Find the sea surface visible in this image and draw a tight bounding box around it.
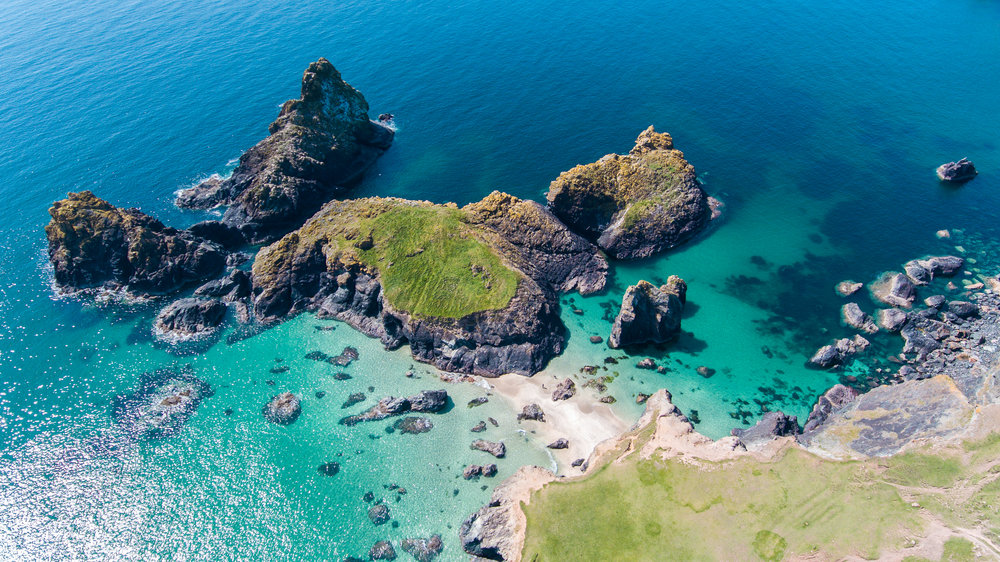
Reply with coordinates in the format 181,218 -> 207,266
1,0 -> 999,558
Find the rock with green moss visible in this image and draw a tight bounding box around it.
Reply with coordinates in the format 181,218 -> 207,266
251,191 -> 607,376
176,58 -> 394,243
608,277 -> 687,348
546,126 -> 709,259
45,191 -> 226,295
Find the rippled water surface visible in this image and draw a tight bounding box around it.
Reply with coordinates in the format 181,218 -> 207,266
1,0 -> 999,557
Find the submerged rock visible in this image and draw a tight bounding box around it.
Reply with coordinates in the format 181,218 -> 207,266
317,461 -> 340,476
342,392 -> 366,409
551,378 -> 576,401
400,535 -> 443,562
368,504 -> 391,525
111,368 -> 213,440
546,126 -> 710,259
153,298 -> 227,342
393,416 -> 433,434
175,58 -> 395,243
471,439 -> 506,458
263,392 -> 301,425
251,192 -> 607,376
608,276 -> 687,348
731,412 -> 799,447
936,158 -> 977,182
45,191 -> 226,296
841,302 -> 878,334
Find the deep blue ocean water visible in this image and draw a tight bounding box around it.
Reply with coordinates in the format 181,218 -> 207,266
2,0 -> 999,558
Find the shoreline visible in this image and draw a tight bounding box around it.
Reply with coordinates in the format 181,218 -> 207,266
484,371 -> 630,475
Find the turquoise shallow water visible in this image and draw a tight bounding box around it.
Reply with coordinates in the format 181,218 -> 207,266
2,0 -> 1000,557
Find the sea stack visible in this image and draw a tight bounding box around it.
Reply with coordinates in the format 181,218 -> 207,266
608,277 -> 687,348
546,126 -> 710,259
175,58 -> 395,243
936,158 -> 977,183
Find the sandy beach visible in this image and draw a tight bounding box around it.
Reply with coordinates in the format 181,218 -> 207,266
486,371 -> 631,475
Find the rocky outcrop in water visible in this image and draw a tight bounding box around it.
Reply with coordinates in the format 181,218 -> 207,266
841,302 -> 877,334
153,298 -> 227,341
340,390 -> 448,425
546,126 -> 710,259
903,255 -> 964,285
870,272 -> 916,308
808,335 -> 870,368
263,392 -> 301,424
471,439 -> 506,458
176,58 -> 394,243
46,191 -> 226,296
608,277 -> 686,348
194,269 -> 251,302
111,368 -> 213,440
251,192 -> 607,376
369,541 -> 396,560
936,158 -> 977,182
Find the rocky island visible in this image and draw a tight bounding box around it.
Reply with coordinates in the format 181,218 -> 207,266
251,191 -> 608,376
176,58 -> 394,244
546,126 -> 711,259
608,276 -> 687,348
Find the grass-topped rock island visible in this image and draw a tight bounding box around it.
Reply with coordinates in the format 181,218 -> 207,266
252,191 -> 607,376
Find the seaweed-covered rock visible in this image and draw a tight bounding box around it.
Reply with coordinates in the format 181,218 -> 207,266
251,193 -> 607,376
546,126 -> 710,259
608,277 -> 686,348
400,535 -> 443,562
551,378 -> 576,401
263,392 -> 301,425
176,58 -> 394,243
153,298 -> 227,341
46,191 -> 226,295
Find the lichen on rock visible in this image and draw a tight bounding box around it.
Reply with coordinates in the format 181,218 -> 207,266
546,126 -> 710,259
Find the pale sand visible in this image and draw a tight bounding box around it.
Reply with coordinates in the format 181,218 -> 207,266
486,371 -> 630,474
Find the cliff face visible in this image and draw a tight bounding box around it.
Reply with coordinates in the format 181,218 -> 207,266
251,191 -> 607,376
175,58 -> 394,243
46,191 -> 226,295
546,126 -> 709,259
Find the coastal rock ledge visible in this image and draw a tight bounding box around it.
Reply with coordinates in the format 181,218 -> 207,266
175,58 -> 394,244
546,126 -> 710,259
251,192 -> 607,376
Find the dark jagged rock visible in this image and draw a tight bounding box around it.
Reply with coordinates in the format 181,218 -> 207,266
263,392 -> 301,425
877,308 -> 908,332
111,368 -> 213,440
471,421 -> 487,433
463,465 -> 483,479
471,439 -> 506,458
369,540 -> 397,560
393,416 -> 433,434
46,191 -> 226,296
176,58 -> 395,243
608,277 -> 686,348
936,158 -> 977,182
948,301 -> 979,319
551,378 -> 576,401
546,126 -> 710,259
870,272 -> 916,308
186,220 -> 245,249
153,298 -> 227,341
546,438 -> 569,449
400,535 -> 443,562
340,390 -> 448,425
801,384 -> 859,433
251,193 -> 608,377
368,504 -> 391,525
482,463 -> 498,477
194,269 -> 251,302
517,403 -> 545,422
731,412 -> 800,447
901,315 -> 950,360
329,346 -> 360,367
841,302 -> 878,334
808,335 -> 870,368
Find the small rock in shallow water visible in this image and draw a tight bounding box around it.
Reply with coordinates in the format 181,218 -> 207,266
488,417 -> 499,427
695,366 -> 715,378
393,416 -> 433,434
471,439 -> 506,458
363,491 -> 375,503
315,391 -> 326,399
369,540 -> 396,560
463,465 -> 483,479
262,392 -> 301,425
341,392 -> 366,409
317,462 -> 340,476
400,534 -> 443,562
636,358 -> 657,370
368,504 -> 391,525
482,464 -> 498,477
599,395 -> 616,404
835,280 -> 863,297
467,397 -> 488,408
636,393 -> 650,404
470,421 -> 487,433
589,335 -> 604,344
